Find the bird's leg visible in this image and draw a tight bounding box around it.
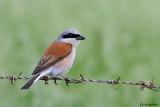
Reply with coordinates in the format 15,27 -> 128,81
41,76 -> 49,85
61,76 -> 70,87
53,77 -> 58,85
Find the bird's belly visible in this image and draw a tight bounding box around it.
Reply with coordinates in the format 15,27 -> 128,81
46,47 -> 76,77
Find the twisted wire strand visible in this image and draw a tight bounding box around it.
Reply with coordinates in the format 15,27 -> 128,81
0,72 -> 159,91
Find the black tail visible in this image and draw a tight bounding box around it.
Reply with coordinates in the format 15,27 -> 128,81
20,74 -> 41,90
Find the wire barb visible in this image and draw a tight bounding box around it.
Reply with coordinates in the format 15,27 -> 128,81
78,74 -> 86,83
0,71 -> 160,91
111,77 -> 121,90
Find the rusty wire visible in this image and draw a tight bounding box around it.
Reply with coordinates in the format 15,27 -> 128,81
0,71 -> 160,91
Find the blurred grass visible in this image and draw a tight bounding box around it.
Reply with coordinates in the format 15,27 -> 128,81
0,0 -> 160,107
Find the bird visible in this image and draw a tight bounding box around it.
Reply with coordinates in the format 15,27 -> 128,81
21,29 -> 85,90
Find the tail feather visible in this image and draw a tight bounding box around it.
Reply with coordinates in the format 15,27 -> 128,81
20,73 -> 41,90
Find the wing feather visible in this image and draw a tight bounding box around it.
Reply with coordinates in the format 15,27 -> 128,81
32,42 -> 72,75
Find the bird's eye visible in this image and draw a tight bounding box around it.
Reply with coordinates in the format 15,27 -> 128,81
63,33 -> 80,38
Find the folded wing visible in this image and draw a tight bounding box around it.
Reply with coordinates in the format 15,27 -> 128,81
32,42 -> 72,75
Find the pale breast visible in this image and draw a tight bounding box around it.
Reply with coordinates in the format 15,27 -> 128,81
49,46 -> 76,77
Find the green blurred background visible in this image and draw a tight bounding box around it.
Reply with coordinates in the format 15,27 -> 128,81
0,0 -> 160,107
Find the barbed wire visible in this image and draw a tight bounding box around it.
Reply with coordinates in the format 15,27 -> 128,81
0,71 -> 160,91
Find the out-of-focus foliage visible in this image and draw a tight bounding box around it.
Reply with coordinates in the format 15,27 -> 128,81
0,0 -> 160,107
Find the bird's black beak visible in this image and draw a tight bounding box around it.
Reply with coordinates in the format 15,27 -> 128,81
76,35 -> 85,40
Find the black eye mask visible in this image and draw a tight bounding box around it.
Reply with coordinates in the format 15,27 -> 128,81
63,33 -> 80,38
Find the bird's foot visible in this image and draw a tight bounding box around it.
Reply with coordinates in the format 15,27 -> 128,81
63,76 -> 70,87
42,76 -> 49,85
53,77 -> 58,85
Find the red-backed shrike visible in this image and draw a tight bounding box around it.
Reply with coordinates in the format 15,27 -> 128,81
21,29 -> 85,90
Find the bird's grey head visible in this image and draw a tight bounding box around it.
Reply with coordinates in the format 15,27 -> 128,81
56,29 -> 85,46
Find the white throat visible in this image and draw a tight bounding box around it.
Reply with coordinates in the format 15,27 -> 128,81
57,38 -> 80,46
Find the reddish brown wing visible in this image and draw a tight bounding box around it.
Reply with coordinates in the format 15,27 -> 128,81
32,42 -> 72,75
